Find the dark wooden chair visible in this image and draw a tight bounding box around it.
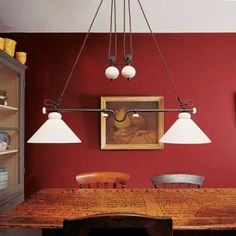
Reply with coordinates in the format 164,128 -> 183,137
151,173 -> 204,189
63,213 -> 173,236
75,171 -> 130,188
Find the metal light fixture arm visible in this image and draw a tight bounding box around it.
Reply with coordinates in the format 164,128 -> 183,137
43,0 -> 104,110
137,0 -> 193,110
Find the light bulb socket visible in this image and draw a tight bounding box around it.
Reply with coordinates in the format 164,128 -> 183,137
108,56 -> 116,65
42,107 -> 47,114
124,54 -> 132,64
192,107 -> 197,114
102,113 -> 109,117
132,113 -> 140,118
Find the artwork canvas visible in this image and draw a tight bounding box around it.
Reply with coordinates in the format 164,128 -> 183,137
101,96 -> 164,150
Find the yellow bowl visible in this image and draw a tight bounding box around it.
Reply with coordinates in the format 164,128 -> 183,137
0,38 -> 5,51
15,51 -> 27,64
4,38 -> 17,57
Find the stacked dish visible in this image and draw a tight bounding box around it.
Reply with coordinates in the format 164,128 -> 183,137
0,167 -> 8,190
0,131 -> 10,150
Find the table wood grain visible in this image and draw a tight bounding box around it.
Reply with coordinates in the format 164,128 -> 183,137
0,188 -> 235,231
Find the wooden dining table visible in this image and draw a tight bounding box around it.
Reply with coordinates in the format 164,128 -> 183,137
0,188 -> 235,235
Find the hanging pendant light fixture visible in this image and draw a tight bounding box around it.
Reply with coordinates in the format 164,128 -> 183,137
27,112 -> 81,143
159,112 -> 211,144
27,0 -> 211,144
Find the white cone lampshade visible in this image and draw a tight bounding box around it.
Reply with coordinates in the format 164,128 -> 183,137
159,112 -> 211,144
27,112 -> 81,143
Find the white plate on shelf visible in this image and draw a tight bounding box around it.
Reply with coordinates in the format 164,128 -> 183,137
0,171 -> 8,175
0,181 -> 7,190
0,131 -> 10,145
0,175 -> 8,182
0,168 -> 8,182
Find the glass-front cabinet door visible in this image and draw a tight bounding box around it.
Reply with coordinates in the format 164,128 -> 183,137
0,50 -> 26,212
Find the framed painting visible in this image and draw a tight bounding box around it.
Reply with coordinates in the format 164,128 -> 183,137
101,96 -> 164,150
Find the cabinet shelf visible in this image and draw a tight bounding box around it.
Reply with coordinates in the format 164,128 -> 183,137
0,127 -> 19,131
0,150 -> 18,155
0,49 -> 25,212
0,105 -> 18,111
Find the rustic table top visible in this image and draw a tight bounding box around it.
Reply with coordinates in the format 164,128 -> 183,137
0,188 -> 235,230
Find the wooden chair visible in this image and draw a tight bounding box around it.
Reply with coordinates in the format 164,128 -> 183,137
63,213 -> 173,236
151,173 -> 204,189
75,171 -> 130,188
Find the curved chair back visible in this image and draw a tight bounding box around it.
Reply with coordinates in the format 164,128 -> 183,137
63,213 -> 173,236
151,173 -> 204,189
76,171 -> 130,188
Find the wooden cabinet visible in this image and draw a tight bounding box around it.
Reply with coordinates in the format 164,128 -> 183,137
0,50 -> 26,212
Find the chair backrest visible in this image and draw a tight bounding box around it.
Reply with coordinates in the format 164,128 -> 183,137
63,213 -> 173,236
75,171 -> 130,188
151,173 -> 204,189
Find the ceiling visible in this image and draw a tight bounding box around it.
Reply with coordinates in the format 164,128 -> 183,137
1,0 -> 236,33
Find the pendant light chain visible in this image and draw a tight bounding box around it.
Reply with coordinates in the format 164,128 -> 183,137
137,0 -> 188,108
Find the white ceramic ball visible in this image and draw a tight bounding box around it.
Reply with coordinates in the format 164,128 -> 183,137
105,66 -> 119,80
121,65 -> 136,79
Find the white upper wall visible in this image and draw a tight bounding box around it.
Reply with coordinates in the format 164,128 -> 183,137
0,0 -> 236,33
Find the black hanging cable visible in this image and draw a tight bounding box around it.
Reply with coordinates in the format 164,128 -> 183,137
114,0 -> 118,60
44,0 -> 104,109
107,0 -> 118,65
123,0 -> 126,58
128,0 -> 133,59
123,0 -> 133,64
108,0 -> 114,63
137,0 -> 191,109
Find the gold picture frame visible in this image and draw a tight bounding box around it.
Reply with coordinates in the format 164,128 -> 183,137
101,96 -> 164,150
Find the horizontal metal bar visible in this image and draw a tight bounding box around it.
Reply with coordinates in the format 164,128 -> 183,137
47,108 -> 106,112
46,108 -> 193,113
45,107 -> 194,122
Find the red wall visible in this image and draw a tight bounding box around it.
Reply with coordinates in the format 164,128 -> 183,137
3,33 -> 236,196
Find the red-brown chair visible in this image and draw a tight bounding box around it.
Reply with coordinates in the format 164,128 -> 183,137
76,171 -> 130,188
